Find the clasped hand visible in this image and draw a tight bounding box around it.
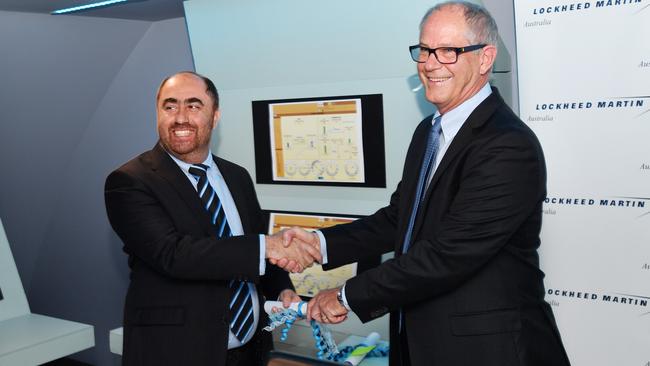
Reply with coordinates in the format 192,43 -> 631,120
265,227 -> 322,273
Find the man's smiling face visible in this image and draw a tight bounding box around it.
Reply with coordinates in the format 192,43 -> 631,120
417,6 -> 493,114
156,73 -> 219,164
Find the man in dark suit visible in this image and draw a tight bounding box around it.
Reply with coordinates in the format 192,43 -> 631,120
281,2 -> 571,365
105,71 -> 319,366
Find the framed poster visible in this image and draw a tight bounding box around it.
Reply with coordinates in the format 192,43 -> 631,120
266,210 -> 380,299
253,94 -> 386,187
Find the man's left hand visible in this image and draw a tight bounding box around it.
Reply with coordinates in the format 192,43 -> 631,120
307,287 -> 348,324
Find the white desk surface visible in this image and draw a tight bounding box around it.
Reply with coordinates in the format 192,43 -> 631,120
111,326 -> 388,365
272,323 -> 388,366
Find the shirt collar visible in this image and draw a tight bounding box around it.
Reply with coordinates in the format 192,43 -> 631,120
433,83 -> 492,142
166,149 -> 216,175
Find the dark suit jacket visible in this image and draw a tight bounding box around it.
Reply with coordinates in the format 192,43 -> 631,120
105,143 -> 292,366
322,88 -> 571,366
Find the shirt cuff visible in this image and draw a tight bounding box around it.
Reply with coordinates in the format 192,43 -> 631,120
340,283 -> 352,311
259,234 -> 266,275
315,230 -> 328,265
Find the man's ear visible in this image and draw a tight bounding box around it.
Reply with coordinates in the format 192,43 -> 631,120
479,45 -> 497,75
212,109 -> 221,129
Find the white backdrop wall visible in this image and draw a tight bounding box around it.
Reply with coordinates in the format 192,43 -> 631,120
514,1 -> 650,365
184,0 -> 514,339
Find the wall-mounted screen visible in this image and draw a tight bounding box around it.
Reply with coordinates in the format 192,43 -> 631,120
253,94 -> 386,187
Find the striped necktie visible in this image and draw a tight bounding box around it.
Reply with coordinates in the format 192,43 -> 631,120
188,163 -> 255,342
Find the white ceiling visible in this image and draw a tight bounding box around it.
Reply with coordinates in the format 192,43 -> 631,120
0,0 -> 185,21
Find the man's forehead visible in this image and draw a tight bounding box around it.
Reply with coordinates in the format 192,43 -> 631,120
163,74 -> 204,90
426,9 -> 466,25
160,76 -> 208,98
420,9 -> 469,41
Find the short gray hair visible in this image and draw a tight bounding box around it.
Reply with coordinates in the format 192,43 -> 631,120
420,1 -> 498,47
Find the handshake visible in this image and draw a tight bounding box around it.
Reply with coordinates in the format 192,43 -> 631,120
265,228 -> 322,273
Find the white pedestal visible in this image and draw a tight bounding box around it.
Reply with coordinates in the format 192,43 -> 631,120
109,327 -> 123,355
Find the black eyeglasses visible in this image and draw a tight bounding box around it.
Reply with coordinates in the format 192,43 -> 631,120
409,44 -> 486,64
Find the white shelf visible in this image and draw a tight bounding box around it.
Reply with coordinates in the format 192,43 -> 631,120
0,313 -> 95,365
0,218 -> 95,365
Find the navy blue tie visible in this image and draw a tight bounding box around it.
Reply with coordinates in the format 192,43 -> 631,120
402,115 -> 442,254
188,164 -> 254,342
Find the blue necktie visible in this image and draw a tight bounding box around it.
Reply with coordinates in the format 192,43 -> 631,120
399,116 -> 441,331
188,164 -> 254,342
402,115 -> 442,254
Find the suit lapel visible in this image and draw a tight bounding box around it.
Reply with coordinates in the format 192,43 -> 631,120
403,115 -> 435,198
411,88 -> 503,236
148,143 -> 215,234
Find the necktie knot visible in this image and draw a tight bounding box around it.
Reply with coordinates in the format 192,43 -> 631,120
431,115 -> 442,136
188,164 -> 209,179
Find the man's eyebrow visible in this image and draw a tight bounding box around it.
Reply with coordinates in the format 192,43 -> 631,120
162,97 -> 178,105
185,97 -> 204,105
